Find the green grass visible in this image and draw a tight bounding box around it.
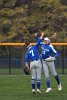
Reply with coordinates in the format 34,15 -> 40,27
0,68 -> 67,75
0,68 -> 25,75
0,75 -> 67,100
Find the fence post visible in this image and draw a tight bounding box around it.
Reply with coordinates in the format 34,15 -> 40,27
8,46 -> 11,74
61,45 -> 64,74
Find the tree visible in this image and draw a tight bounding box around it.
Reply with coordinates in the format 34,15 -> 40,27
0,0 -> 67,42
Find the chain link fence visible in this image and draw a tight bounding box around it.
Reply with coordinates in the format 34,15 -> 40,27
0,44 -> 67,75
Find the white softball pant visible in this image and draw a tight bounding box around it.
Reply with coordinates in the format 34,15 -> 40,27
42,60 -> 57,78
30,59 -> 42,80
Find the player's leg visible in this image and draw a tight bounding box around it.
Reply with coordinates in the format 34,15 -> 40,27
30,62 -> 36,93
47,61 -> 62,91
36,60 -> 42,93
42,60 -> 52,93
47,61 -> 57,76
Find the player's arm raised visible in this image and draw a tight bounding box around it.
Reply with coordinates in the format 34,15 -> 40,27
39,32 -> 44,39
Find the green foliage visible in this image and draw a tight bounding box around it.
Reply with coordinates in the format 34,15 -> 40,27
0,0 -> 67,42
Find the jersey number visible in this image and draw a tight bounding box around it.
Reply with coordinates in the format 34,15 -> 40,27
30,50 -> 34,56
42,51 -> 45,55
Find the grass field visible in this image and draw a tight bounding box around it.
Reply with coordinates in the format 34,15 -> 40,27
0,68 -> 67,75
0,75 -> 67,100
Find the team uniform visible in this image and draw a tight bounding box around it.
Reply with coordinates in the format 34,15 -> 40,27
25,39 -> 42,94
35,36 -> 62,93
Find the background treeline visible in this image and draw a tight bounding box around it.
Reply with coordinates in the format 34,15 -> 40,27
0,0 -> 67,42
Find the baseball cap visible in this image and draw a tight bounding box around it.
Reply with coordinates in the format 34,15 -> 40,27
44,37 -> 50,43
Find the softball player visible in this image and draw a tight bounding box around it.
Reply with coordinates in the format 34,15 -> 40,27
25,34 -> 43,94
35,33 -> 62,93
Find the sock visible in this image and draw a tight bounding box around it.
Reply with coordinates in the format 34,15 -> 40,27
37,80 -> 41,90
32,83 -> 35,89
31,79 -> 35,89
46,78 -> 50,88
55,75 -> 60,85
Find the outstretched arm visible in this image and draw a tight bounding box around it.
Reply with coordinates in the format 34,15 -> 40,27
40,32 -> 44,39
35,32 -> 44,47
34,32 -> 44,41
34,32 -> 39,42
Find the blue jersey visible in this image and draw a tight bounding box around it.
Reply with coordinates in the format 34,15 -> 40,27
35,37 -> 58,60
25,39 -> 41,62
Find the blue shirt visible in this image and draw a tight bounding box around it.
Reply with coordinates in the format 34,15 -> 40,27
35,37 -> 58,60
25,39 -> 41,62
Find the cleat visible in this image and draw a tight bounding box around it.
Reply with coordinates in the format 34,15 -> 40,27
36,89 -> 41,94
32,89 -> 35,94
58,83 -> 62,91
46,88 -> 52,93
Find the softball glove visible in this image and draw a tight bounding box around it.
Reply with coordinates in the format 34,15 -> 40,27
23,66 -> 30,75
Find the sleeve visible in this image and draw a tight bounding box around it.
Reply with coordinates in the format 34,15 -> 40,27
35,38 -> 42,47
25,52 -> 30,62
35,36 -> 39,42
50,45 -> 58,58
